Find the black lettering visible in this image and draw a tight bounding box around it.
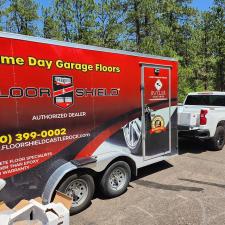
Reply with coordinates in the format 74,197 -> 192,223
10,88 -> 23,98
25,88 -> 38,98
39,88 -> 51,97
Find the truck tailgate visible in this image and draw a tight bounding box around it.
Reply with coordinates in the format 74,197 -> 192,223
178,109 -> 200,128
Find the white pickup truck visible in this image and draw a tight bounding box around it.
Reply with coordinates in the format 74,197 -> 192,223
178,92 -> 225,150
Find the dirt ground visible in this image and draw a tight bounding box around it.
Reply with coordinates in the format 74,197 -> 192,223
71,139 -> 225,225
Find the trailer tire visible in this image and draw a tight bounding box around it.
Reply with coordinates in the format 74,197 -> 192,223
100,161 -> 131,198
58,174 -> 95,214
210,126 -> 225,150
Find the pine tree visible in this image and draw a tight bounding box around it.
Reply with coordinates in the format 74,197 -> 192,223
71,0 -> 96,44
0,0 -> 6,31
7,0 -> 39,35
210,0 -> 225,91
131,0 -> 160,53
94,0 -> 125,48
42,7 -> 60,39
53,0 -> 73,41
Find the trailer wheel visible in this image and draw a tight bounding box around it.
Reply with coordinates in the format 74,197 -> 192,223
100,161 -> 131,198
58,174 -> 95,214
210,126 -> 225,150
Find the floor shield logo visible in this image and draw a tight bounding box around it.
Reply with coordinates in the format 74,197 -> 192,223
53,75 -> 74,109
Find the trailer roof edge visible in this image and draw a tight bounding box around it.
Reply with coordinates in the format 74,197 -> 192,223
0,32 -> 178,62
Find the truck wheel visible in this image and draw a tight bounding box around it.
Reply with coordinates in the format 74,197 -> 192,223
123,118 -> 142,155
210,126 -> 225,150
100,161 -> 131,198
58,174 -> 95,214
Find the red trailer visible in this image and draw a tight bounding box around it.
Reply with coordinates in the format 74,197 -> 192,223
0,32 -> 178,213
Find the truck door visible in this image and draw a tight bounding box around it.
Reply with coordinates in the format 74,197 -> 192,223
141,64 -> 171,160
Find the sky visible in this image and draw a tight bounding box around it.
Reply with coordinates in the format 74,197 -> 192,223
39,0 -> 214,11
191,0 -> 214,11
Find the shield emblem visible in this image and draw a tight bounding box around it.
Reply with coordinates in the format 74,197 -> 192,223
53,75 -> 74,109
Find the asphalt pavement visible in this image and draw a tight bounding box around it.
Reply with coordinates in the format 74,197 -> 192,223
72,139 -> 225,225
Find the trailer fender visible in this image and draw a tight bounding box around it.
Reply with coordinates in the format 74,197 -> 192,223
42,161 -> 78,204
86,152 -> 138,176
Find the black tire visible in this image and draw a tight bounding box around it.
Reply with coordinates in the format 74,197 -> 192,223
100,161 -> 131,198
210,126 -> 225,150
58,174 -> 95,214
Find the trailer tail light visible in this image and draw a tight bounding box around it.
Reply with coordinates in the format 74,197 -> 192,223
200,109 -> 208,125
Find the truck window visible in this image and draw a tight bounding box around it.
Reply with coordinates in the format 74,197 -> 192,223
185,95 -> 225,106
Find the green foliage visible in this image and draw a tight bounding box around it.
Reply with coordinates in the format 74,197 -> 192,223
7,0 -> 39,35
210,0 -> 225,91
53,0 -> 73,41
42,7 -> 60,39
68,0 -> 96,44
94,0 -> 125,48
0,0 -> 224,100
0,0 -> 6,31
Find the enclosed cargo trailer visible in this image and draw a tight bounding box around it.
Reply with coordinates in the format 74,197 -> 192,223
0,32 -> 178,213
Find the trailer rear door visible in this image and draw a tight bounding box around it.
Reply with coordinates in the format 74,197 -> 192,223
141,64 -> 171,160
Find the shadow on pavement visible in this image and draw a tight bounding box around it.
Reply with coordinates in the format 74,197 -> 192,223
178,138 -> 209,155
133,179 -> 204,192
179,178 -> 225,189
134,161 -> 173,180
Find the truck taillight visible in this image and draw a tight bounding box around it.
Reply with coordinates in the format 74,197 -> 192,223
200,109 -> 208,125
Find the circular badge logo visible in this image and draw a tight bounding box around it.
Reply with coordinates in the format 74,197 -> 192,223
150,115 -> 166,134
